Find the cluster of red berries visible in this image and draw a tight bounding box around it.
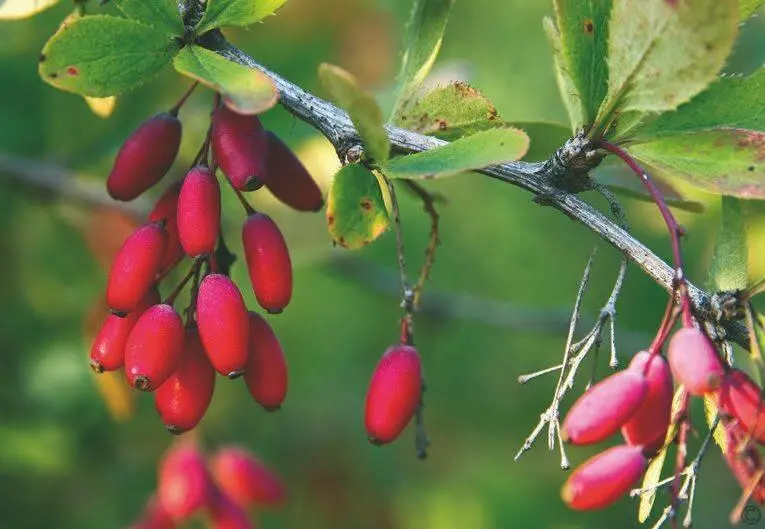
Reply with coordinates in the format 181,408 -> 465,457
89,93 -> 322,433
558,321 -> 765,510
130,440 -> 285,529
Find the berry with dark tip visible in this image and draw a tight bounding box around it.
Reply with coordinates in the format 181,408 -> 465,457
211,105 -> 268,191
124,304 -> 185,391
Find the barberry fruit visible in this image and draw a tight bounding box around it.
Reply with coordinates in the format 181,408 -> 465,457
263,131 -> 323,212
210,446 -> 287,508
149,181 -> 185,273
211,105 -> 268,191
209,491 -> 254,529
157,441 -> 214,520
718,369 -> 765,444
667,326 -> 724,396
107,112 -> 182,201
197,274 -> 250,378
124,304 -> 185,391
243,312 -> 288,410
364,344 -> 422,445
241,213 -> 292,314
177,166 -> 221,257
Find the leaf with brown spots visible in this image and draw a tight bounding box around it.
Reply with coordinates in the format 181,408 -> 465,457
326,163 -> 390,250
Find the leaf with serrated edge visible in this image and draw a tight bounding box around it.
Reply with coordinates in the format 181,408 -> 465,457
173,45 -> 278,115
111,0 -> 183,35
382,128 -> 529,180
195,0 -> 287,35
740,0 -> 765,19
703,394 -> 728,453
84,96 -> 117,118
544,17 -> 583,133
630,129 -> 765,199
709,197 -> 748,291
548,0 -> 611,129
390,0 -> 455,119
39,15 -> 180,97
319,63 -> 390,164
600,0 -> 738,126
326,164 -> 390,250
0,0 -> 61,19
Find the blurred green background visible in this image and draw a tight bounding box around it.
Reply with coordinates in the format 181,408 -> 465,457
1,1 -> 765,528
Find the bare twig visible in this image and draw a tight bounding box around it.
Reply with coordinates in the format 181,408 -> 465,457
401,180 -> 440,309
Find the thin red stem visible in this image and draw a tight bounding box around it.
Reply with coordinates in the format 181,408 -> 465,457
170,81 -> 199,115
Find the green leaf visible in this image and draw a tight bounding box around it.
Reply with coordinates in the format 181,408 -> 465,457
39,15 -> 180,97
630,69 -> 765,141
638,446 -> 668,523
0,0 -> 61,19
740,0 -> 765,19
703,394 -> 729,454
629,129 -> 765,198
195,0 -> 287,34
382,128 -> 529,180
318,63 -> 390,164
546,0 -> 611,130
709,196 -> 748,291
600,0 -> 738,123
390,0 -> 455,119
544,17 -> 583,133
111,0 -> 184,36
173,45 -> 278,115
326,164 -> 390,250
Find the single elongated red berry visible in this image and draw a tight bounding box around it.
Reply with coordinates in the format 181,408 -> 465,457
241,213 -> 292,314
211,105 -> 268,191
197,274 -> 250,378
125,304 -> 185,391
209,491 -> 254,529
263,132 -> 323,212
149,181 -> 185,273
158,441 -> 214,520
561,370 -> 648,445
621,351 -> 673,455
90,288 -> 160,372
562,444 -> 647,510
107,112 -> 182,201
155,325 -> 216,434
667,326 -> 724,395
365,344 -> 422,445
130,495 -> 175,529
243,312 -> 288,411
107,222 -> 168,314
210,446 -> 287,508
177,166 -> 221,257
719,369 -> 765,443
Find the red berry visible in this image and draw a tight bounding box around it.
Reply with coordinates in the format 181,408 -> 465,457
243,312 -> 288,411
209,491 -> 255,529
562,444 -> 647,510
211,105 -> 268,191
210,446 -> 287,508
197,274 -> 250,378
107,112 -> 182,201
149,181 -> 185,273
621,351 -> 673,455
667,327 -> 724,396
561,370 -> 648,445
719,369 -> 765,443
158,441 -> 214,520
177,166 -> 221,257
106,222 -> 168,314
241,213 -> 292,314
130,495 -> 175,529
124,304 -> 185,391
364,344 -> 422,445
720,417 -> 765,503
90,288 -> 160,372
263,131 -> 323,212
155,324 -> 216,434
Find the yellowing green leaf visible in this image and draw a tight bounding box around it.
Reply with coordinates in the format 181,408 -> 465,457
39,15 -> 181,97
0,0 -> 61,19
382,128 -> 529,180
318,63 -> 390,164
111,0 -> 184,35
709,197 -> 748,291
703,394 -> 728,454
83,96 -> 117,118
638,445 -> 669,523
740,0 -> 765,19
173,45 -> 278,115
195,0 -> 287,34
326,164 -> 390,250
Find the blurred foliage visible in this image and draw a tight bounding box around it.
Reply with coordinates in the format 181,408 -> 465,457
0,1 -> 764,528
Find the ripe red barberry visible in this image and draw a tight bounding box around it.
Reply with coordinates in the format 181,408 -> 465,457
158,441 -> 214,520
177,166 -> 221,257
210,446 -> 287,508
124,304 -> 185,391
209,491 -> 254,529
561,444 -> 647,510
721,416 -> 765,504
243,312 -> 288,411
241,213 -> 292,314
667,326 -> 725,396
211,105 -> 268,191
155,324 -> 216,434
107,112 -> 182,201
149,181 -> 185,273
196,274 -> 250,378
561,370 -> 648,445
365,344 -> 422,445
263,131 -> 323,212
718,369 -> 765,443
106,222 -> 168,315
90,288 -> 160,372
620,351 -> 673,455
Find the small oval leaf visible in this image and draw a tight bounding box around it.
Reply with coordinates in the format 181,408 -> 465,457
195,0 -> 288,35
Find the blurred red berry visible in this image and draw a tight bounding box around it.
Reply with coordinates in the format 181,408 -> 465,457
211,445 -> 287,508
158,441 -> 214,520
